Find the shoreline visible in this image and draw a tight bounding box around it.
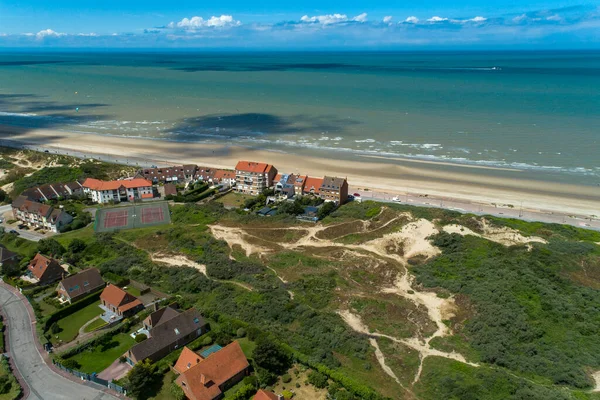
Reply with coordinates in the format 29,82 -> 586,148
0,124 -> 599,220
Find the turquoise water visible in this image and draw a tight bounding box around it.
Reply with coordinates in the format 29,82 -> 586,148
0,51 -> 598,183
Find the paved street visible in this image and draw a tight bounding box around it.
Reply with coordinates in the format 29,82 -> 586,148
0,205 -> 52,242
0,284 -> 118,400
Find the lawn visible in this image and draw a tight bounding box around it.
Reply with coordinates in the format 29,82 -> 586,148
66,332 -> 136,374
51,301 -> 102,345
124,286 -> 142,297
214,192 -> 253,209
83,318 -> 107,333
236,337 -> 256,359
148,371 -> 177,400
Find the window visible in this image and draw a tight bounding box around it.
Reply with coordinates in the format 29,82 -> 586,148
174,328 -> 180,335
83,281 -> 89,286
193,317 -> 199,324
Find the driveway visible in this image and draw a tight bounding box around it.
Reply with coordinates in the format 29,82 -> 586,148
0,284 -> 119,400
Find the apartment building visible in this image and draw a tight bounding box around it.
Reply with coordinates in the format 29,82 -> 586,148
82,178 -> 153,204
234,161 -> 277,195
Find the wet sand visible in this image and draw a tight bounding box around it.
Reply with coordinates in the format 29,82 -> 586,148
0,125 -> 598,217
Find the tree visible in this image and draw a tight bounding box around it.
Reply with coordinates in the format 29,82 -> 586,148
0,189 -> 7,204
50,322 -> 62,334
0,375 -> 11,394
170,382 -> 185,400
38,238 -> 66,257
60,358 -> 81,370
317,202 -> 336,220
68,238 -> 87,253
127,359 -> 158,400
252,338 -> 291,375
134,333 -> 147,343
1,260 -> 21,278
307,370 -> 329,389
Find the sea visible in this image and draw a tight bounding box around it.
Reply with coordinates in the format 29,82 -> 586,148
0,50 -> 598,185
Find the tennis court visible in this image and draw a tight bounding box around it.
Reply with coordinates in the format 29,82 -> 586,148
95,202 -> 171,233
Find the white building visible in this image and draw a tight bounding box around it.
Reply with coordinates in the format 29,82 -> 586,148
82,178 -> 153,204
12,196 -> 73,233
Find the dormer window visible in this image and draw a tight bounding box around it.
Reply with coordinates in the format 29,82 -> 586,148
174,328 -> 180,335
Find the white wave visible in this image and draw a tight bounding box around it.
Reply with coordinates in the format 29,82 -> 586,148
354,138 -> 376,143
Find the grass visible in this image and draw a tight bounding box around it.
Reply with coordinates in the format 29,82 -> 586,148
148,371 -> 177,400
236,337 -> 256,359
82,318 -> 107,333
222,379 -> 246,398
214,192 -> 253,209
0,357 -> 21,400
125,286 -> 142,297
51,301 -> 103,344
66,332 -> 136,374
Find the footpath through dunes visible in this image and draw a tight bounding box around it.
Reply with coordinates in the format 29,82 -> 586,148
209,206 -> 550,388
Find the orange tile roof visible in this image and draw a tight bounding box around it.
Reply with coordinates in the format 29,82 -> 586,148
100,284 -> 140,309
119,298 -> 143,313
235,161 -> 271,174
213,170 -> 235,180
83,178 -> 152,191
176,341 -> 249,400
254,390 -> 279,400
141,193 -> 154,199
273,173 -> 282,182
303,177 -> 324,194
28,254 -> 62,280
174,347 -> 204,374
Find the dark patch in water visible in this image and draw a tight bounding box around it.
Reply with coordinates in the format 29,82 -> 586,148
0,61 -> 64,67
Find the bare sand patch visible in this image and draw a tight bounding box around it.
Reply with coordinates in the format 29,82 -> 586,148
151,253 -> 207,276
443,220 -> 547,246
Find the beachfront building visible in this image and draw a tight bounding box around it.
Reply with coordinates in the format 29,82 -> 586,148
235,161 -> 277,195
319,176 -> 349,205
11,196 -> 73,232
303,177 -> 324,197
274,173 -> 297,198
82,178 -> 153,204
293,175 -> 307,196
194,167 -> 217,184
175,341 -> 249,400
21,181 -> 84,202
140,165 -> 198,184
212,170 -> 236,187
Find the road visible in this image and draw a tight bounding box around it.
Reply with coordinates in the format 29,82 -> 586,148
0,284 -> 118,400
0,205 -> 52,242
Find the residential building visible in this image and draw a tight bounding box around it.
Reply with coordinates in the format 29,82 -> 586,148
56,268 -> 105,304
212,170 -> 236,187
235,161 -> 277,195
173,346 -> 203,374
319,176 -> 349,205
274,174 -> 296,198
194,168 -> 217,183
175,341 -> 249,400
164,183 -> 178,197
302,177 -> 324,196
254,390 -> 281,400
124,306 -> 208,365
0,247 -> 20,273
21,181 -> 84,202
26,253 -> 65,285
293,175 -> 307,197
99,284 -> 144,320
140,165 -> 198,184
82,178 -> 153,204
12,196 -> 73,232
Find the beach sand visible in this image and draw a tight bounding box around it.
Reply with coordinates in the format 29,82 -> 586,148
0,124 -> 598,217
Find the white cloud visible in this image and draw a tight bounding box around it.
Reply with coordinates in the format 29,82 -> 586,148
513,14 -> 527,23
546,15 -> 562,21
299,12 -> 367,25
36,29 -> 65,39
469,16 -> 487,23
427,16 -> 448,22
169,15 -> 241,29
353,13 -> 368,22
77,32 -> 98,37
405,16 -> 419,24
383,16 -> 393,23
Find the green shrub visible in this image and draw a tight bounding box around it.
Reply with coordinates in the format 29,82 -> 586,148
307,370 -> 328,389
282,374 -> 292,383
134,334 -> 147,343
236,328 -> 246,338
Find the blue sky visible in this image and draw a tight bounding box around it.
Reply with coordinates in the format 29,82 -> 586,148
0,1 -> 599,48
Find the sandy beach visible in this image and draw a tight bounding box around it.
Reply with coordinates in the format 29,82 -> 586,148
0,124 -> 598,218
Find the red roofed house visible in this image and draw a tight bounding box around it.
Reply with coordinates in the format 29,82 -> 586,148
212,170 -> 236,188
26,253 -> 65,285
235,161 -> 277,195
175,341 -> 250,400
82,178 -> 153,204
100,284 -> 144,320
319,176 -> 349,205
173,346 -> 203,374
254,390 -> 281,400
302,177 -> 324,196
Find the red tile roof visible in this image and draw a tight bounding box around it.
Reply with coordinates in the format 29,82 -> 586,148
254,390 -> 279,400
100,284 -> 141,311
174,347 -> 204,374
303,177 -> 324,194
235,161 -> 272,174
83,178 -> 152,191
213,170 -> 235,181
176,341 -> 249,400
28,254 -> 63,280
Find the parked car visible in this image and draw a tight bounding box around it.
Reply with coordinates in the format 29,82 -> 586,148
353,193 -> 361,197
9,230 -> 19,235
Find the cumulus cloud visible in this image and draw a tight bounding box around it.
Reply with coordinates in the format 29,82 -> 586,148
168,15 -> 241,29
427,16 -> 449,22
353,13 -> 368,22
383,16 -> 393,23
404,16 -> 419,24
36,29 -> 65,39
299,13 -> 367,25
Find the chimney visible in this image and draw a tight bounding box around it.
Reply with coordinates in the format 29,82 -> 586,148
200,374 -> 207,385
154,302 -> 160,312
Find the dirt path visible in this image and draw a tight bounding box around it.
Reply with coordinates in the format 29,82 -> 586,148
151,253 -> 207,275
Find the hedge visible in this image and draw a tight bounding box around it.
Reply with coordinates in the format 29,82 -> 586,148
43,291 -> 101,331
103,272 -> 129,287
